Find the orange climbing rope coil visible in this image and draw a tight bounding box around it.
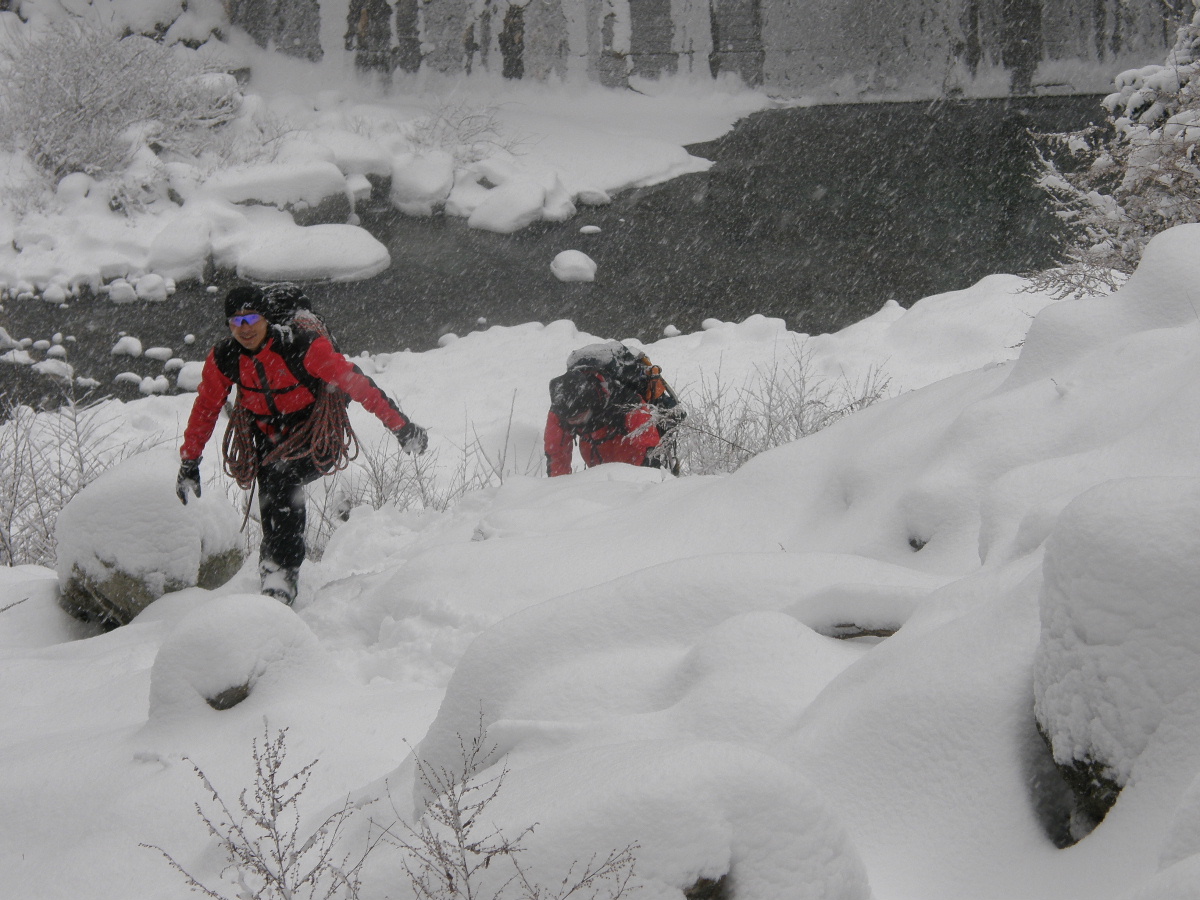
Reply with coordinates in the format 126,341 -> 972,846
221,387 -> 360,489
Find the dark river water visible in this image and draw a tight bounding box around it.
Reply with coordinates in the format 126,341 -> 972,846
2,94 -> 1105,407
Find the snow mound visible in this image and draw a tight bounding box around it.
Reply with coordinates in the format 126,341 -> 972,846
236,220 -> 390,282
466,177 -> 551,233
202,161 -> 349,210
148,593 -> 335,720
401,741 -> 870,900
0,565 -> 81,650
406,552 -> 933,895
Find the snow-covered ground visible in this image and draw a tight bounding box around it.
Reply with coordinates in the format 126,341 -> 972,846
8,223 -> 1200,898
7,12 -> 1200,899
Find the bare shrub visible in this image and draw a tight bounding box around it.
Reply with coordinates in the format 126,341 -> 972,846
144,725 -> 377,900
673,350 -> 890,475
383,722 -> 639,900
198,105 -> 297,172
1020,259 -> 1128,301
0,394 -> 157,567
306,405 -> 539,558
406,97 -> 526,167
0,18 -> 240,182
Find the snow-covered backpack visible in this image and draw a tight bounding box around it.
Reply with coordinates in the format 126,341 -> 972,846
261,283 -> 341,353
550,341 -> 683,436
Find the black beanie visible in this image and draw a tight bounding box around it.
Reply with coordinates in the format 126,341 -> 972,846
224,285 -> 269,319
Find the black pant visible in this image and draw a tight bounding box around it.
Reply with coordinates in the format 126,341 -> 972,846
256,455 -> 320,572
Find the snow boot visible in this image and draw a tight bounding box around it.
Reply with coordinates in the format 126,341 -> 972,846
259,560 -> 299,606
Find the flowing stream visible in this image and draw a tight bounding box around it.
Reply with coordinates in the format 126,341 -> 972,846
2,94 -> 1105,408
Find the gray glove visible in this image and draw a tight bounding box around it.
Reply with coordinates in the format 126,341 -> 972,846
393,422 -> 428,455
176,458 -> 201,504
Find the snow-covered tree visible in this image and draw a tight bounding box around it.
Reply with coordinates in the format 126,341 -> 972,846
1033,1 -> 1200,296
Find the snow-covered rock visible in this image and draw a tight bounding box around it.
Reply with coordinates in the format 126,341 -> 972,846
202,161 -> 349,217
32,359 -> 72,381
550,249 -> 597,282
147,594 -> 337,720
1034,476 -> 1200,830
389,150 -> 455,216
236,220 -> 390,282
55,449 -> 245,629
467,177 -> 546,234
176,360 -> 205,391
147,213 -> 211,284
135,273 -> 170,301
111,336 -> 143,357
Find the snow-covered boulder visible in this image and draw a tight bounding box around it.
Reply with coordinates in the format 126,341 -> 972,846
55,448 -> 245,629
236,220 -> 391,282
550,249 -> 596,282
201,161 -> 352,226
1033,476 -> 1200,833
147,213 -> 212,284
467,177 -> 547,233
148,594 -> 335,718
390,150 -> 455,216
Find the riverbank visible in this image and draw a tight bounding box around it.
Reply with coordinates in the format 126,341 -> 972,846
2,94 -> 1105,408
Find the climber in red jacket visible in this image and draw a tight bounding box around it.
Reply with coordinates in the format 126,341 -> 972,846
543,366 -> 662,477
176,284 -> 427,604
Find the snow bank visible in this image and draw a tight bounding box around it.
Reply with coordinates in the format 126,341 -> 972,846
0,565 -> 83,649
403,552 -> 938,896
22,217 -> 1200,900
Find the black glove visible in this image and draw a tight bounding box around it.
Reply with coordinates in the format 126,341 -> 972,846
176,458 -> 201,505
393,421 -> 428,455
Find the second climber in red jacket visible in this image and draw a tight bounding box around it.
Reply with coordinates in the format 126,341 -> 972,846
175,284 -> 427,604
544,366 -> 662,477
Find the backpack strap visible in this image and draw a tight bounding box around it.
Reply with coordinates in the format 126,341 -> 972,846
213,330 -> 325,412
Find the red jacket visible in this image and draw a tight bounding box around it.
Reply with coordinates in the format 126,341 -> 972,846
544,405 -> 660,477
181,328 -> 408,461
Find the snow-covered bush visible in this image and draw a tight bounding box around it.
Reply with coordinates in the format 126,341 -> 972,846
0,17 -> 240,184
406,99 -> 522,168
0,395 -> 148,567
1033,476 -> 1200,839
673,351 -> 890,475
1032,5 -> 1200,295
55,448 -> 244,629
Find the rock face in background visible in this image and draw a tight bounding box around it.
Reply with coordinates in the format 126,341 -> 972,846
240,0 -> 1191,98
